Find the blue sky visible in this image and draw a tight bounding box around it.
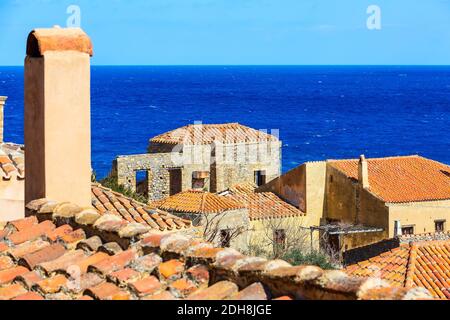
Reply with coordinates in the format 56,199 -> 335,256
0,0 -> 449,65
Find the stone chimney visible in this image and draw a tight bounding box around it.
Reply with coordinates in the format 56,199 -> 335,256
394,220 -> 402,237
0,96 -> 7,142
24,27 -> 93,207
358,154 -> 369,189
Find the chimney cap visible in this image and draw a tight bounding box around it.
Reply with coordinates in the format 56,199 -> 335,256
26,27 -> 93,57
0,96 -> 7,102
359,154 -> 366,162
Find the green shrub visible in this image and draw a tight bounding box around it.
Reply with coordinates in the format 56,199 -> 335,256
282,249 -> 337,270
99,175 -> 148,204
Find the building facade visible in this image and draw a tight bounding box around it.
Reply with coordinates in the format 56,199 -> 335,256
259,154 -> 450,256
111,123 -> 282,201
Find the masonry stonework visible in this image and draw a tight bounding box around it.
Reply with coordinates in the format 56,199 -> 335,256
112,124 -> 282,201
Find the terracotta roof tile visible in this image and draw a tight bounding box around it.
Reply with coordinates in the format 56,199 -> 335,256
91,183 -> 192,231
128,276 -> 162,297
19,243 -> 66,270
329,155 -> 450,203
150,123 -> 278,145
345,240 -> 450,299
7,220 -> 56,245
0,197 -> 433,300
0,143 -> 25,181
155,190 -> 244,214
223,183 -> 305,220
0,266 -> 29,285
0,283 -> 28,300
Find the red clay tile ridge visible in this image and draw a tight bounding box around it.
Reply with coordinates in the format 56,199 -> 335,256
150,123 -> 279,145
27,27 -> 93,58
222,183 -> 306,221
0,143 -> 24,180
328,155 -> 450,203
91,183 -> 192,231
345,240 -> 450,299
10,198 -> 434,300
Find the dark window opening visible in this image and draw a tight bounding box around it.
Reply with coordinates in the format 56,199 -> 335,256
220,229 -> 232,248
402,226 -> 414,235
329,175 -> 334,183
254,170 -> 266,187
192,178 -> 205,190
274,229 -> 286,248
435,220 -> 446,232
169,168 -> 182,196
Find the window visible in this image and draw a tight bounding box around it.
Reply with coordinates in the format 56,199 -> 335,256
329,175 -> 334,183
254,170 -> 266,187
273,229 -> 286,248
435,220 -> 446,232
401,226 -> 414,235
192,178 -> 205,190
220,229 -> 232,248
135,170 -> 148,197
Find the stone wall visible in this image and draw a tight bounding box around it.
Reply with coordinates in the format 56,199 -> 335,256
113,139 -> 282,201
164,208 -> 250,252
114,153 -> 173,200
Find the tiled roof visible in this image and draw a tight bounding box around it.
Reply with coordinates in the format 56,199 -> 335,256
91,183 -> 192,232
345,240 -> 450,299
154,190 -> 244,215
328,155 -> 450,203
222,183 -> 306,220
0,143 -> 24,181
0,199 -> 430,300
150,123 -> 279,145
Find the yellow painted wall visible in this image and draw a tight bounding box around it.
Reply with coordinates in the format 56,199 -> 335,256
388,200 -> 450,237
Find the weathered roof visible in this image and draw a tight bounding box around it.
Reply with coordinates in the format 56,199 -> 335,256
345,240 -> 450,299
154,190 -> 244,215
91,183 -> 192,232
223,183 -> 306,220
150,123 -> 279,145
0,199 -> 429,300
0,143 -> 25,181
328,155 -> 450,203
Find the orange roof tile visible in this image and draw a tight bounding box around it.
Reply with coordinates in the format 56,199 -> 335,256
0,199 -> 433,300
345,240 -> 450,299
222,183 -> 306,220
154,190 -> 244,214
329,155 -> 450,203
150,123 -> 278,145
91,183 -> 192,231
0,143 -> 24,181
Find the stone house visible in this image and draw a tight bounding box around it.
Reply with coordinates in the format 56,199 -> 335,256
111,122 -> 281,201
0,97 -> 25,222
260,154 -> 450,256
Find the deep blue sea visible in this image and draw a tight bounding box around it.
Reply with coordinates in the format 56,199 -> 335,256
1,66 -> 450,179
